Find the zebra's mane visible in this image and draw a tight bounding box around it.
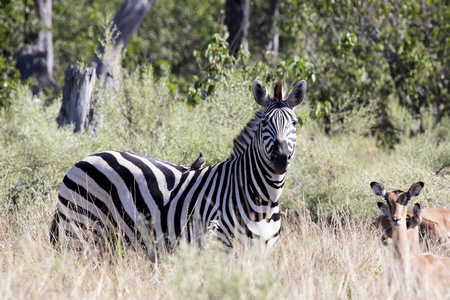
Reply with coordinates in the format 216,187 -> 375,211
230,109 -> 264,158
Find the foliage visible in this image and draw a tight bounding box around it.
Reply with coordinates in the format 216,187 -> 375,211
187,33 -> 248,104
0,0 -> 37,106
2,0 -> 447,149
187,32 -> 329,127
124,0 -> 224,76
52,0 -> 122,81
277,0 -> 449,147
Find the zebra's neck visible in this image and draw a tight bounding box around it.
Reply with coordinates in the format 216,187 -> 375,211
226,149 -> 283,244
182,112 -> 285,246
226,109 -> 286,206
249,130 -> 285,201
230,111 -> 263,159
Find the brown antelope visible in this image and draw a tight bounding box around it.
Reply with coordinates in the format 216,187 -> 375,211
373,203 -> 450,250
373,202 -> 420,252
370,182 -> 450,277
419,207 -> 450,245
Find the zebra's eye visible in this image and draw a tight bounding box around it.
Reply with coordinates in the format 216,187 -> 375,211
292,119 -> 298,126
261,118 -> 268,126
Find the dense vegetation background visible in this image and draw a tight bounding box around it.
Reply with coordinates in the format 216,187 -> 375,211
1,0 -> 449,298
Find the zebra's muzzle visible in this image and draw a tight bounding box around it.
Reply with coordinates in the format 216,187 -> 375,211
270,138 -> 291,174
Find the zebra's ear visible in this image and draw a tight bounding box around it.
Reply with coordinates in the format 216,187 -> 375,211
253,80 -> 269,107
286,80 -> 306,108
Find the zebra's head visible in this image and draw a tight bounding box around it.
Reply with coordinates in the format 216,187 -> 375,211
252,80 -> 306,174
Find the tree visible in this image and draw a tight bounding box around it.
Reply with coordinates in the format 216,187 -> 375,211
58,0 -> 158,132
275,0 -> 449,146
92,0 -> 158,89
16,0 -> 58,95
257,0 -> 279,62
224,0 -> 250,57
56,65 -> 96,133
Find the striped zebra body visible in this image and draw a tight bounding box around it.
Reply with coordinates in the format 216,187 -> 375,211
51,79 -> 306,257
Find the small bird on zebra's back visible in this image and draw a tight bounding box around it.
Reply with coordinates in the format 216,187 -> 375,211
185,151 -> 205,173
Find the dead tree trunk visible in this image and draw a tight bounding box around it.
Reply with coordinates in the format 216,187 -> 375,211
92,0 -> 158,90
225,0 -> 250,57
56,65 -> 96,133
16,0 -> 58,95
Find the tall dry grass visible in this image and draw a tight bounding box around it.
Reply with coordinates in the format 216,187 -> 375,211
1,206 -> 449,299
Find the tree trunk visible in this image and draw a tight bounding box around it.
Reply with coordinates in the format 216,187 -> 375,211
225,0 -> 250,57
16,0 -> 58,95
259,0 -> 279,62
92,0 -> 158,89
56,65 -> 96,133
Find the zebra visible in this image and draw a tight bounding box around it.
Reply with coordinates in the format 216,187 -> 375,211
50,79 -> 306,259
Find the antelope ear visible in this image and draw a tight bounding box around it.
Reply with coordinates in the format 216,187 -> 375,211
408,182 -> 424,197
286,80 -> 306,108
371,182 -> 386,197
253,80 -> 269,107
377,202 -> 389,218
412,203 -> 421,224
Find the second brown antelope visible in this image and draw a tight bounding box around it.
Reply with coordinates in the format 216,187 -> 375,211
371,182 -> 450,277
419,207 -> 450,246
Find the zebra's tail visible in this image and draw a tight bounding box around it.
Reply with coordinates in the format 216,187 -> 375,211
49,210 -> 60,245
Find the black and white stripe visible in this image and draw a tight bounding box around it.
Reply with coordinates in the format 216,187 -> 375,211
50,79 -> 306,256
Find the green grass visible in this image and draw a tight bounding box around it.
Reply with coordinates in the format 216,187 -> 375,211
1,70 -> 449,299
